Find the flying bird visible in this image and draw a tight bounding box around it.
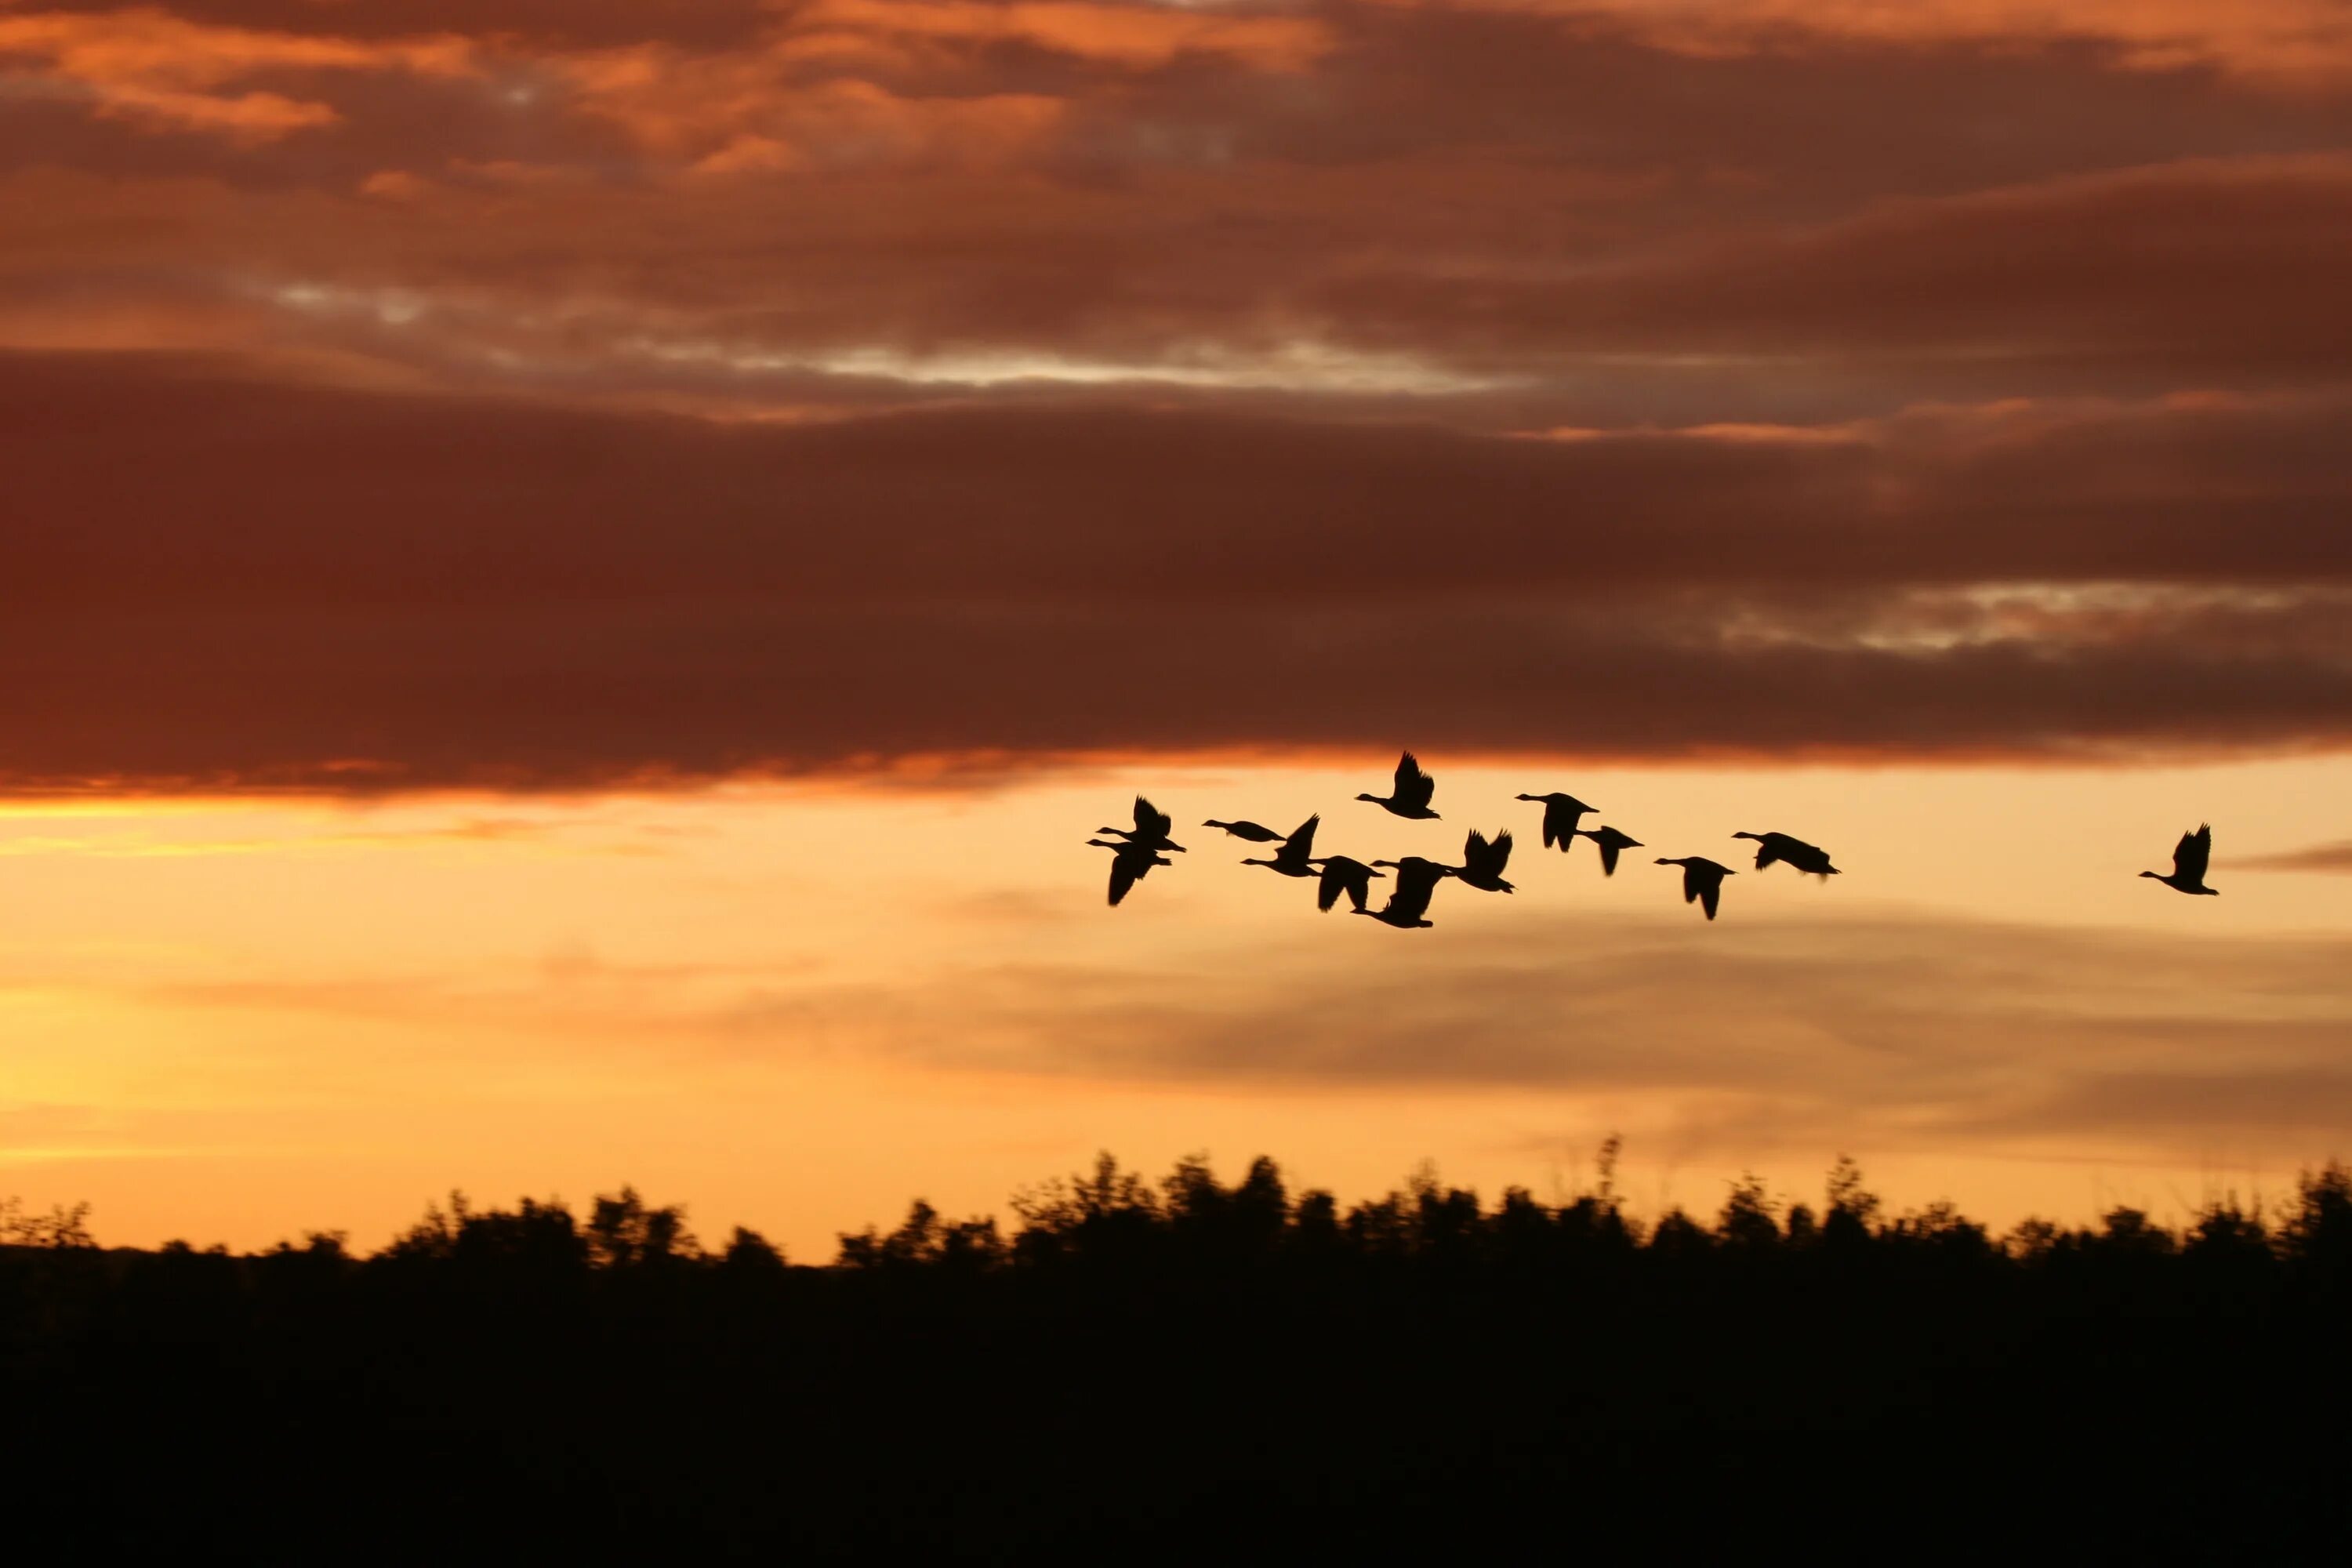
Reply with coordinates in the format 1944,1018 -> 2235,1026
1515,792 -> 1596,851
1096,796 -> 1185,853
1203,819 -> 1289,844
1656,856 -> 1737,920
1358,752 -> 1440,820
1242,815 -> 1321,879
1308,855 -> 1385,914
2141,824 -> 2220,896
1087,838 -> 1171,908
1575,826 -> 1643,876
1733,831 -> 1840,878
1358,856 -> 1454,930
1452,829 -> 1515,894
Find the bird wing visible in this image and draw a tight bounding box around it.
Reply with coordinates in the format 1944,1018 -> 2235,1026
1698,874 -> 1721,921
2176,824 -> 2212,883
1751,838 -> 1782,871
1463,829 -> 1494,877
1134,796 -> 1171,840
1396,752 -> 1435,810
1465,829 -> 1511,877
1539,798 -> 1563,849
1774,834 -> 1832,873
1286,814 -> 1322,859
1595,833 -> 1621,876
1316,861 -> 1345,912
1107,855 -> 1141,907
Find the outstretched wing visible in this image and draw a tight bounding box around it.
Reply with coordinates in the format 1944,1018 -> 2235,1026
1317,858 -> 1370,913
1467,829 -> 1512,877
1285,814 -> 1321,859
1107,854 -> 1142,907
1396,752 -> 1435,811
1698,874 -> 1721,921
1752,837 -> 1784,871
2175,824 -> 2212,884
1540,799 -> 1563,849
1134,796 -> 1171,840
1463,829 -> 1495,877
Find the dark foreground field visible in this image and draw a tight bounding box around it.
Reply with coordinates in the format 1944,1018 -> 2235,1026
9,1153 -> 2351,1557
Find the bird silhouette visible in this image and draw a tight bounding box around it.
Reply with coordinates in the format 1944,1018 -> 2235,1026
1358,856 -> 1453,929
1575,826 -> 1643,875
1095,797 -> 1185,853
1656,856 -> 1736,920
1358,752 -> 1440,819
1242,815 -> 1321,878
1203,819 -> 1288,844
1308,855 -> 1385,913
1515,792 -> 1596,851
1087,838 -> 1170,907
1732,831 -> 1839,877
2141,824 -> 2220,896
1452,829 -> 1515,894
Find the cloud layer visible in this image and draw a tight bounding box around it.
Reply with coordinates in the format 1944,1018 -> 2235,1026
8,2 -> 2352,788
779,909 -> 2352,1160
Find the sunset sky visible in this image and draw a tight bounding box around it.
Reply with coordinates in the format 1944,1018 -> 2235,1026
4,0 -> 2349,1255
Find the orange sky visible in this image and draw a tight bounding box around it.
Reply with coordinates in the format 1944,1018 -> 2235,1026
2,1 -> 2348,1252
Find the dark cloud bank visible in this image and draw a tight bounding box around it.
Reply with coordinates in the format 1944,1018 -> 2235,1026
9,4 -> 2352,791
4,351 -> 2349,789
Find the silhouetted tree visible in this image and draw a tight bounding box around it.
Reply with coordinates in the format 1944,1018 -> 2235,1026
588,1185 -> 697,1269
1717,1173 -> 1780,1250
0,1197 -> 94,1250
1823,1155 -> 1881,1250
723,1225 -> 787,1274
10,1151 -> 2351,1558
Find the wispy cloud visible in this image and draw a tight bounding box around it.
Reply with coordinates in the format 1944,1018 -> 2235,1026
676,911 -> 2352,1160
2236,840 -> 2352,873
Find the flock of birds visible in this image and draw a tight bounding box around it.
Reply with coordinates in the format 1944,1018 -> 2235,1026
1086,751 -> 2224,925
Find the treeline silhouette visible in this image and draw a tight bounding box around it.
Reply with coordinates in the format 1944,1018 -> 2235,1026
8,1150 -> 2352,1553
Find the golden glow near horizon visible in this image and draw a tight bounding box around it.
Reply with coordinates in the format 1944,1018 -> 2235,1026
5,756 -> 2347,1257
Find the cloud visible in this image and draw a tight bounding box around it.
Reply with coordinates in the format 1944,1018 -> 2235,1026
9,151 -> 2352,419
0,8 -> 474,140
7,9 -> 2352,789
2,350 -> 2349,790
2236,840 -> 2352,873
86,894 -> 2343,1162
2,0 -> 2350,442
1410,0 -> 2352,85
707,909 -> 2352,1158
